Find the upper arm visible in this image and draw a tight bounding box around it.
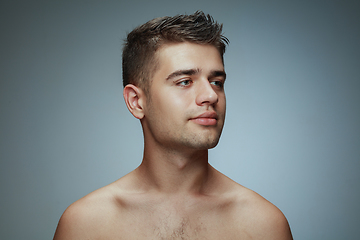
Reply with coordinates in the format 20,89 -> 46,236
251,200 -> 293,240
263,207 -> 293,240
53,202 -> 96,240
54,205 -> 90,240
53,185 -> 123,240
231,190 -> 293,240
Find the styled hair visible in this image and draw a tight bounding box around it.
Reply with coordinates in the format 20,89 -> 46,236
122,11 -> 229,91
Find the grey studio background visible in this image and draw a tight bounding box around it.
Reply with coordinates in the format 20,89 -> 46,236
1,0 -> 359,239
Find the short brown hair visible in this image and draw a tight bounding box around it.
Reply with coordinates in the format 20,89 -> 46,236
122,11 -> 229,91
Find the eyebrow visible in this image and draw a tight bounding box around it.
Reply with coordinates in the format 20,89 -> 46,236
209,70 -> 226,80
166,68 -> 201,81
166,68 -> 226,81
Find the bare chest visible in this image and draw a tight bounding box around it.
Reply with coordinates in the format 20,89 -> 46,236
103,204 -> 244,240
96,191 -> 257,240
117,214 -> 225,240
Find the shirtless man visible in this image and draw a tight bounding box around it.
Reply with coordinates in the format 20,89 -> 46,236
54,11 -> 293,239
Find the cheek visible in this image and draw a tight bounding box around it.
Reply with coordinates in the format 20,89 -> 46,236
149,92 -> 182,119
171,95 -> 188,108
166,89 -> 192,108
148,86 -> 193,119
219,94 -> 226,109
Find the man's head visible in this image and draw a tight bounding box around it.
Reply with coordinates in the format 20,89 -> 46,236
122,11 -> 229,92
123,12 -> 229,151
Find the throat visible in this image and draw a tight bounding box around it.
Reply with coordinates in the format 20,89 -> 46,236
136,155 -> 212,194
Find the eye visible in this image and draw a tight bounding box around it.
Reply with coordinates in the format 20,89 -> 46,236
177,79 -> 192,87
210,80 -> 224,88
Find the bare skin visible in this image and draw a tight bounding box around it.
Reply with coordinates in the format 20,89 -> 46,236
54,43 -> 293,240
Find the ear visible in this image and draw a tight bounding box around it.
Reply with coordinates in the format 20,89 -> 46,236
123,84 -> 145,119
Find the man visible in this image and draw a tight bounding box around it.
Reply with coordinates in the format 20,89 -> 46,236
54,11 -> 293,239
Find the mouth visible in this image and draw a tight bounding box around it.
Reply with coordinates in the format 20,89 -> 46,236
190,111 -> 218,126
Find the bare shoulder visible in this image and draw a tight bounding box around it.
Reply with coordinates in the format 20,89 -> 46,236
228,183 -> 293,240
53,180 -> 126,239
208,168 -> 292,239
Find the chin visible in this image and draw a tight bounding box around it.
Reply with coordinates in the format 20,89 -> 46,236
178,128 -> 223,150
186,137 -> 220,150
206,140 -> 220,149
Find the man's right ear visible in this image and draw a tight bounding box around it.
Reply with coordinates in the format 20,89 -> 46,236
123,84 -> 145,119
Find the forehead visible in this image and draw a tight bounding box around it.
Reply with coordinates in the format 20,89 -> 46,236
153,42 -> 224,78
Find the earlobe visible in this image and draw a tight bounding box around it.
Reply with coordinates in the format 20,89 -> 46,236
123,84 -> 145,119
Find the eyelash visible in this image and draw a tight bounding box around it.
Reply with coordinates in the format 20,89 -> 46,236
177,79 -> 192,86
210,80 -> 224,88
175,79 -> 225,88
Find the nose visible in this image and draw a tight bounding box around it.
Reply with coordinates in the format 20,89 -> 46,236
195,80 -> 218,106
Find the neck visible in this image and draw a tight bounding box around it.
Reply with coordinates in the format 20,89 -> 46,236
135,142 -> 212,195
